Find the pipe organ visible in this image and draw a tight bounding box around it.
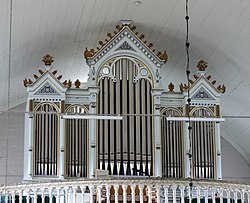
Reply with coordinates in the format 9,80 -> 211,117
23,24 -> 225,182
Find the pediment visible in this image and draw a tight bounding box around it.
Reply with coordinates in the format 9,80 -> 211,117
34,81 -> 60,95
84,25 -> 168,68
191,87 -> 215,100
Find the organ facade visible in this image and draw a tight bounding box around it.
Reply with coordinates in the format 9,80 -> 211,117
23,24 -> 226,182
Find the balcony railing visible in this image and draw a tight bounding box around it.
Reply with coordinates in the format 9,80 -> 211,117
0,178 -> 249,203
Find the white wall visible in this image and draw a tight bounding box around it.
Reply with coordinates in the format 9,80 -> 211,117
0,103 -> 249,184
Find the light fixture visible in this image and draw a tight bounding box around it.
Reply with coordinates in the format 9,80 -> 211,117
62,114 -> 123,120
165,117 -> 225,122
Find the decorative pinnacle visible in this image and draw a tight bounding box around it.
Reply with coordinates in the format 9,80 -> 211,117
197,60 -> 208,71
42,54 -> 54,66
43,54 -> 54,66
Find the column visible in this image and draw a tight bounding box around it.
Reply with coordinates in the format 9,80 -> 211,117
28,116 -> 34,179
89,105 -> 97,178
59,117 -> 65,179
81,186 -> 86,202
212,190 -> 216,203
122,185 -> 127,203
139,185 -> 144,203
131,185 -> 136,203
184,120 -> 191,178
154,108 -> 162,177
215,122 -> 222,179
219,189 -> 223,203
114,184 -> 119,203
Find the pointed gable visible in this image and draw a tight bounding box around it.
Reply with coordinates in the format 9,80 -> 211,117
84,24 -> 168,68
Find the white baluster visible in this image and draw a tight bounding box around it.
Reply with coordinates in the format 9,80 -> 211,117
73,187 -> 77,203
41,190 -> 45,203
26,190 -> 30,203
205,188 -> 209,203
188,187 -> 192,203
180,186 -> 185,203
80,186 -> 86,203
172,186 -> 177,203
33,190 -> 37,203
147,185 -> 152,203
56,188 -> 60,203
89,185 -> 94,203
220,189 -> 223,203
49,188 -> 53,203
247,191 -> 250,203
114,184 -> 119,203
131,184 -> 136,203
212,189 -> 216,203
11,191 -> 15,203
234,190 -> 238,203
122,185 -> 127,203
106,185 -> 111,203
156,185 -> 160,203
5,192 -> 8,203
197,187 -> 201,203
97,185 -> 102,203
19,190 -> 23,203
241,190 -> 245,203
227,189 -> 231,203
164,186 -> 168,203
139,185 -> 144,203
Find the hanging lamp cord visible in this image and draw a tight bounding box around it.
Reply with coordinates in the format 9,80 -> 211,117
185,0 -> 193,190
5,0 -> 13,189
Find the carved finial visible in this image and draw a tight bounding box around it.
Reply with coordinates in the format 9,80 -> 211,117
84,47 -> 94,59
68,79 -> 72,88
211,80 -> 216,85
52,70 -> 58,75
33,74 -> 38,79
57,75 -> 62,80
63,80 -> 67,85
193,74 -> 199,80
197,60 -> 208,71
217,84 -> 226,93
189,79 -> 194,84
168,82 -> 174,92
159,51 -> 168,63
38,69 -> 44,75
28,79 -> 33,84
23,78 -> 28,87
148,43 -> 153,48
206,75 -> 211,80
139,34 -> 145,40
107,33 -> 113,39
99,41 -> 104,46
42,54 -> 54,66
75,79 -> 81,88
131,25 -> 136,31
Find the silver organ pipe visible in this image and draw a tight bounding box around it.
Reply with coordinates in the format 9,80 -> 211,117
65,105 -> 88,177
190,107 -> 215,179
161,108 -> 183,178
97,57 -> 153,176
34,103 -> 59,176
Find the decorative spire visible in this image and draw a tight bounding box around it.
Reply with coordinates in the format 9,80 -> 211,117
197,60 -> 208,71
42,54 -> 54,66
168,82 -> 175,92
